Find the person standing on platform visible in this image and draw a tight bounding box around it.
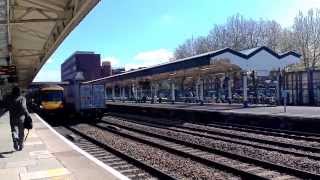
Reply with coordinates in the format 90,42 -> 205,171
7,86 -> 31,151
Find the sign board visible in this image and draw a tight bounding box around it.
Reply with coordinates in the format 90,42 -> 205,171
0,66 -> 16,75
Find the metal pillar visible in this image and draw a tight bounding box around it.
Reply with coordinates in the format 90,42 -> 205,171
243,72 -> 248,107
199,79 -> 204,101
122,87 -> 126,101
227,76 -> 232,104
276,72 -> 281,105
112,85 -> 115,100
171,81 -> 175,103
138,87 -> 141,99
196,80 -> 199,101
132,84 -> 137,101
154,83 -> 158,98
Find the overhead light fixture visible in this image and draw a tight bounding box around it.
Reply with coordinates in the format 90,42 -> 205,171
201,67 -> 211,71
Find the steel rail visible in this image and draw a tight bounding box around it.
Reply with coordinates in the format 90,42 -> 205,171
98,120 -> 320,179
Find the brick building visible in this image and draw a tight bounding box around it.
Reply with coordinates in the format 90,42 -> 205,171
61,51 -> 101,82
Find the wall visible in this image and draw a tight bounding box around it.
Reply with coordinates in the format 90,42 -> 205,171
76,54 -> 101,81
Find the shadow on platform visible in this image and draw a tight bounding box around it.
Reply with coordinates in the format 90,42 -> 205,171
0,151 -> 14,158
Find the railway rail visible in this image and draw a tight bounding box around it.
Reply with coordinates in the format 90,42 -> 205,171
106,114 -> 320,159
99,115 -> 320,179
205,121 -> 320,142
68,123 -> 241,179
54,126 -> 175,180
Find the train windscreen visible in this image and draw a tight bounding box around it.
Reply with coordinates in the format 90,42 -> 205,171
41,91 -> 63,101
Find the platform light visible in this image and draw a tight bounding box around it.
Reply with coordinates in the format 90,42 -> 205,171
201,67 -> 211,71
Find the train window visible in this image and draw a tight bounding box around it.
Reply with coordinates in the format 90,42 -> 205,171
41,91 -> 63,101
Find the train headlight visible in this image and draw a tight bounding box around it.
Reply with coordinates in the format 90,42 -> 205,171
40,105 -> 43,109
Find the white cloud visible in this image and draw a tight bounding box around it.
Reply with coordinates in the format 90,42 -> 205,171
33,69 -> 61,82
126,49 -> 173,70
101,56 -> 119,66
134,48 -> 173,62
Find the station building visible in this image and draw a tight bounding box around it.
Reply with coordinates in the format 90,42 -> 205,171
61,51 -> 101,82
85,46 -> 300,105
101,61 -> 112,77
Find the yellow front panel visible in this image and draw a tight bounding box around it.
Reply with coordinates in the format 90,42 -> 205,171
41,101 -> 63,110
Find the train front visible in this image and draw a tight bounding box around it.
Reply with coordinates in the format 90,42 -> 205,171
39,86 -> 64,114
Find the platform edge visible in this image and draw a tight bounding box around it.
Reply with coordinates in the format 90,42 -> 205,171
33,113 -> 130,180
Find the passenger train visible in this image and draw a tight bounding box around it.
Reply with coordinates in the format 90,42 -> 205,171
28,85 -> 64,114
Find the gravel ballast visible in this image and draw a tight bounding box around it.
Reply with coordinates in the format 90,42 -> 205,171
74,124 -> 238,180
102,116 -> 320,175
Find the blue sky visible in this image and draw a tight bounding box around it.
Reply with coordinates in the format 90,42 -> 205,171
34,0 -> 320,82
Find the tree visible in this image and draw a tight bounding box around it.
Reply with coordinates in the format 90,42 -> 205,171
174,14 -> 285,59
292,9 -> 320,105
173,37 -> 197,60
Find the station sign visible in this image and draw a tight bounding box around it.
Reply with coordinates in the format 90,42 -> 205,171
0,65 -> 16,75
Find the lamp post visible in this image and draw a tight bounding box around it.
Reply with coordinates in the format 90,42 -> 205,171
243,71 -> 248,107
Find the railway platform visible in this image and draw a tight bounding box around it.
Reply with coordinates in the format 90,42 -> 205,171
0,112 -> 128,180
106,102 -> 320,133
106,101 -> 320,119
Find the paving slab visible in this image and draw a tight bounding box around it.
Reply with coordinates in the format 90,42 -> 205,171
0,112 -> 128,180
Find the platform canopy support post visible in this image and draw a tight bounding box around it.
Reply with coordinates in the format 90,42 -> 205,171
199,78 -> 204,105
122,86 -> 126,102
276,69 -> 282,105
132,83 -> 137,102
243,72 -> 248,107
128,85 -> 132,99
151,82 -> 158,104
149,84 -> 153,104
112,84 -> 115,101
154,83 -> 158,100
196,79 -> 199,101
227,76 -> 232,104
171,81 -> 175,104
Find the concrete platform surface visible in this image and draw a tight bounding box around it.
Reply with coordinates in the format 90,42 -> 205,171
107,102 -> 320,119
0,112 -> 128,180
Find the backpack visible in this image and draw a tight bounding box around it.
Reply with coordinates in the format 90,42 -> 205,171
24,115 -> 33,130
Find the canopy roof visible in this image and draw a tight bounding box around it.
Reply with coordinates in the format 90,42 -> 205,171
0,0 -> 99,88
84,46 -> 300,85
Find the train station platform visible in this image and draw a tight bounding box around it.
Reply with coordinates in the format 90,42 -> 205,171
0,112 -> 127,180
106,102 -> 320,133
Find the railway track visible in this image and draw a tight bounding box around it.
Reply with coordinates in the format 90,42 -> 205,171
205,121 -> 320,142
67,123 -> 242,179
105,115 -> 320,162
106,113 -> 320,155
95,119 -> 320,179
54,126 -> 175,180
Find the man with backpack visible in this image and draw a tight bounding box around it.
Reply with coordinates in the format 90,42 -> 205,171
5,86 -> 32,151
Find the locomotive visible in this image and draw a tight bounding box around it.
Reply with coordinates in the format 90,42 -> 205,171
28,85 -> 64,114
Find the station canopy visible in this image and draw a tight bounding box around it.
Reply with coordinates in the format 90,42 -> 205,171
0,0 -> 99,87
